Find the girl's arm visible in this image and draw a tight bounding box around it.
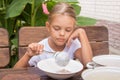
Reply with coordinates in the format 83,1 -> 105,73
67,28 -> 93,67
13,43 -> 44,69
13,52 -> 31,69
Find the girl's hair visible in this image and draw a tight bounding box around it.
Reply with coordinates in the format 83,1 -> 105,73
48,2 -> 76,23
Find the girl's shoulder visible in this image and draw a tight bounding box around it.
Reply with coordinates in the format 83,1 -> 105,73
38,38 -> 48,44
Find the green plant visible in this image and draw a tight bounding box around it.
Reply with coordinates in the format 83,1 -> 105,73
77,16 -> 96,26
0,0 -> 81,67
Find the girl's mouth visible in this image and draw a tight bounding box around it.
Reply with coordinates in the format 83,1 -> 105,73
57,38 -> 65,42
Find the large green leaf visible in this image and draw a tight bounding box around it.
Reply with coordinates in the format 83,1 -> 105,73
20,4 -> 31,25
71,4 -> 81,16
77,16 -> 97,26
47,1 -> 56,11
34,3 -> 47,26
34,0 -> 43,8
5,0 -> 32,19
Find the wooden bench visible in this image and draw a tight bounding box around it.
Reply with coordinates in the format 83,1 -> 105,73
18,26 -> 109,59
0,28 -> 10,68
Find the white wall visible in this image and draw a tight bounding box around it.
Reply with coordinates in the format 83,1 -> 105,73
78,0 -> 120,22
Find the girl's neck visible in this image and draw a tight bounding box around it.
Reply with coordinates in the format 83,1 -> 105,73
48,38 -> 65,52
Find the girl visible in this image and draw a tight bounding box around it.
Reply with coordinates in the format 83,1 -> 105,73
14,2 -> 93,68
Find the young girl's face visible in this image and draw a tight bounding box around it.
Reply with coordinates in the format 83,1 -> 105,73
46,14 -> 75,47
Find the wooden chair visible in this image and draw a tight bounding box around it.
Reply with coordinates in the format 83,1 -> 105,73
0,28 -> 10,68
79,26 -> 109,56
18,26 -> 109,59
18,27 -> 49,59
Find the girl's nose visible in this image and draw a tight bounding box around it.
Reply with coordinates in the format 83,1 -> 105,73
60,30 -> 65,36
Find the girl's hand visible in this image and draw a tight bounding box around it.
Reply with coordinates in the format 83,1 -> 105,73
67,28 -> 85,47
26,43 -> 44,57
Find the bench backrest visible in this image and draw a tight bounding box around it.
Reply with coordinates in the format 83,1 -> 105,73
18,26 -> 109,59
0,28 -> 10,68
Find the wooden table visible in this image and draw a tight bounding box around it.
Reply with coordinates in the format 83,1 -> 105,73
0,67 -> 83,80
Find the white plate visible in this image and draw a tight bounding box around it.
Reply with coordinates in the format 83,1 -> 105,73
92,55 -> 120,67
37,58 -> 83,79
82,67 -> 120,80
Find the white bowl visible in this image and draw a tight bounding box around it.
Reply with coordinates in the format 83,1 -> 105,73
37,58 -> 83,79
86,55 -> 120,69
82,67 -> 120,80
93,54 -> 120,67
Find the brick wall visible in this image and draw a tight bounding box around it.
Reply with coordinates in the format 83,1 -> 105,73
78,0 -> 120,23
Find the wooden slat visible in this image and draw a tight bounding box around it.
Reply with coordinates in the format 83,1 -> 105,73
0,28 -> 9,47
18,26 -> 109,59
78,26 -> 108,41
19,47 -> 27,59
90,42 -> 109,56
0,48 -> 10,67
19,27 -> 49,46
0,28 -> 10,68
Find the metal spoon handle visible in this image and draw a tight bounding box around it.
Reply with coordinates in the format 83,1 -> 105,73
42,50 -> 57,54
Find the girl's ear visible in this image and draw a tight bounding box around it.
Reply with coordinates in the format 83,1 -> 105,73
45,21 -> 50,32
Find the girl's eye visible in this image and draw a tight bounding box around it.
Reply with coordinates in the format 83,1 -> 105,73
53,26 -> 60,31
66,28 -> 72,32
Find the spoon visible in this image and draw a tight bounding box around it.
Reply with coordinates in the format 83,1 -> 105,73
54,51 -> 70,67
42,50 -> 70,67
27,48 -> 70,67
